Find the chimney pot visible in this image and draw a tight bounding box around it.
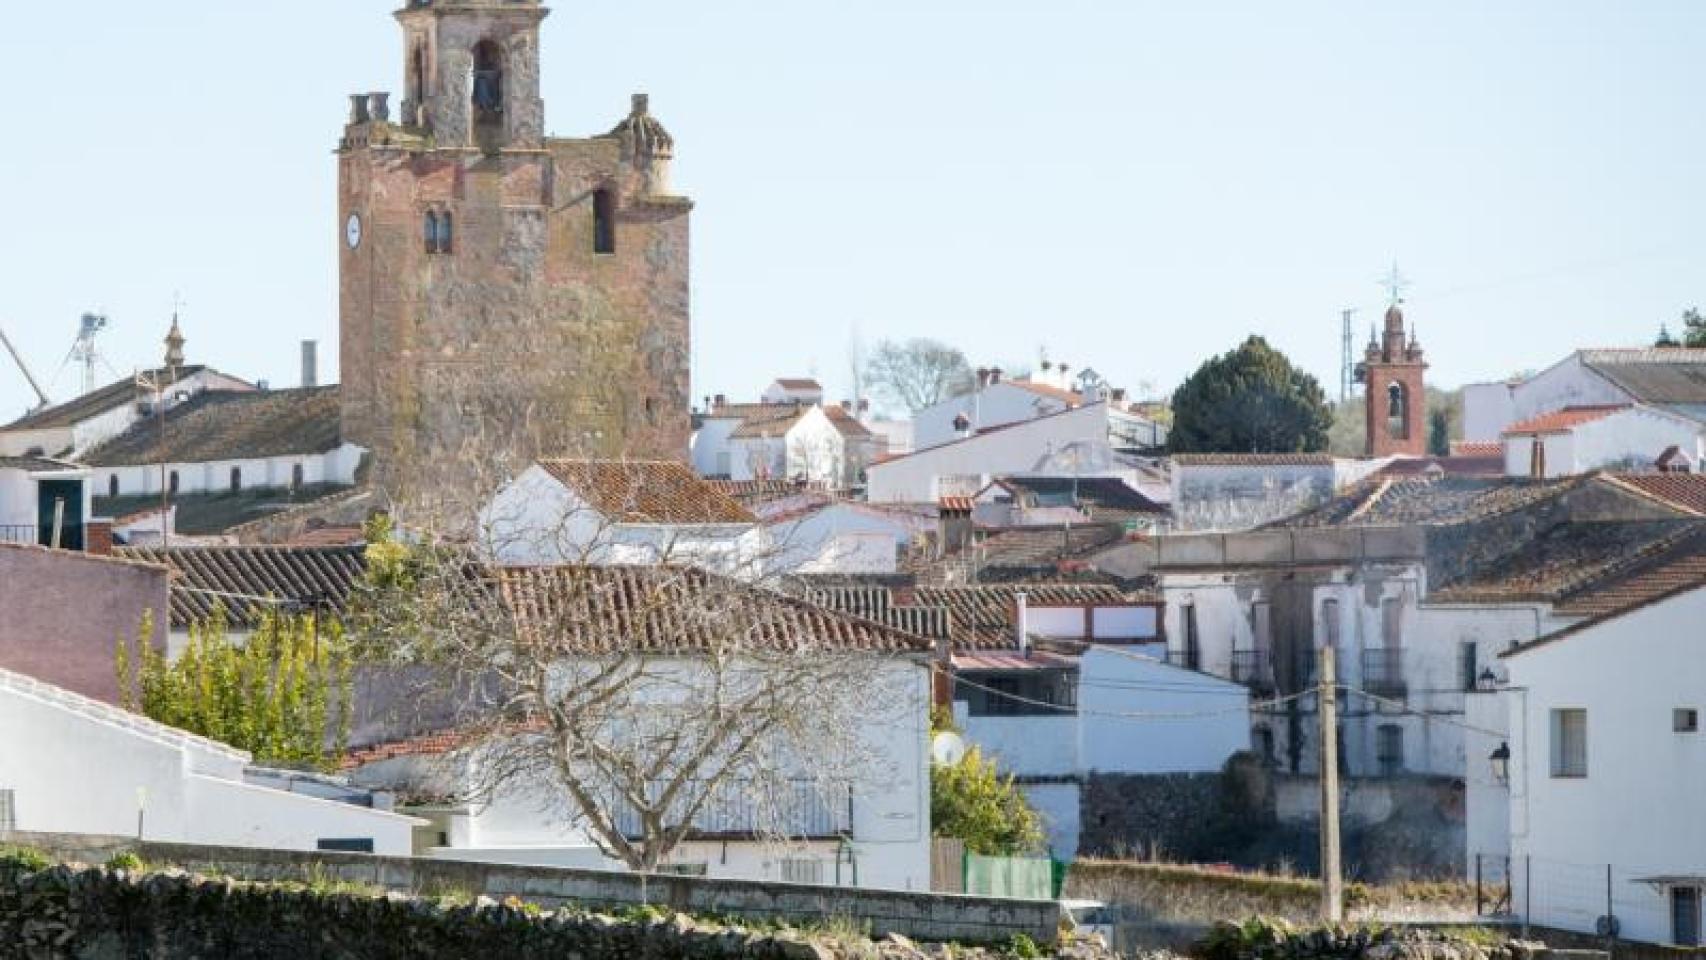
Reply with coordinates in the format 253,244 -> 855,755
350,94 -> 371,124
301,340 -> 319,388
368,92 -> 391,123
1015,591 -> 1030,655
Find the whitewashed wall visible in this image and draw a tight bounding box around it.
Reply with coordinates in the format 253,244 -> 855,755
96,443 -> 365,498
0,669 -> 418,855
868,403 -> 1111,503
1506,587 -> 1706,946
1504,408 -> 1702,477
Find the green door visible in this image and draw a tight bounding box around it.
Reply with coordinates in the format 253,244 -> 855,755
36,478 -> 84,550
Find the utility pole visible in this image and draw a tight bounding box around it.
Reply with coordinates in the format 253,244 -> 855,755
1319,645 -> 1343,922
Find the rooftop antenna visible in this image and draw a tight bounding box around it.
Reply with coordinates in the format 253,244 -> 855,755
1339,308 -> 1358,403
69,312 -> 110,396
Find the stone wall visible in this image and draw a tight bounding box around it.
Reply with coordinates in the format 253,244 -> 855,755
0,858 -> 958,959
8,832 -> 1060,947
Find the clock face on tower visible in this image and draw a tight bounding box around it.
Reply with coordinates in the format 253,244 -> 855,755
345,213 -> 363,250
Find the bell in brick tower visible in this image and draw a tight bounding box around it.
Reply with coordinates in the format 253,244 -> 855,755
1356,293 -> 1428,458
337,0 -> 693,511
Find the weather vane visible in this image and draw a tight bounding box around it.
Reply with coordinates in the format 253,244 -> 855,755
1379,262 -> 1410,306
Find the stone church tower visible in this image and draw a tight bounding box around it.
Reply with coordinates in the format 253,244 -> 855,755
337,0 -> 692,504
1358,304 -> 1427,457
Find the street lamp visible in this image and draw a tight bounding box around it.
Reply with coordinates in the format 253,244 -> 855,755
1477,667 -> 1500,692
1489,742 -> 1511,785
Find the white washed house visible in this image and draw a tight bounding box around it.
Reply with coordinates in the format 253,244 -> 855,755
913,367 -> 1165,453
1463,348 -> 1706,444
345,565 -> 935,891
726,405 -> 877,490
0,365 -> 253,460
867,403 -> 1117,504
1502,580 -> 1706,946
764,499 -> 935,575
81,387 -> 363,500
0,665 -> 420,855
481,459 -> 769,575
0,456 -> 92,550
1501,404 -> 1703,477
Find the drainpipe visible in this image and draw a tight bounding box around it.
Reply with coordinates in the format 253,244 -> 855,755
1016,590 -> 1030,656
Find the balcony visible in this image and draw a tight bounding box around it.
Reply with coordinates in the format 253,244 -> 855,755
613,780 -> 853,841
1229,650 -> 1276,694
0,524 -> 84,551
1362,647 -> 1407,698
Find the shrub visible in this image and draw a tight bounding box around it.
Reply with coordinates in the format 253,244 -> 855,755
0,845 -> 51,873
104,851 -> 145,872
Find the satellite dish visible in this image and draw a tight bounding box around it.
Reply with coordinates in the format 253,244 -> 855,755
931,731 -> 968,767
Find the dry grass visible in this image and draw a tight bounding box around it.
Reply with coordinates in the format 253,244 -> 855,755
1066,859 -> 1479,926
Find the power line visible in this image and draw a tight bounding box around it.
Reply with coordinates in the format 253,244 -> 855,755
951,673 -> 1314,721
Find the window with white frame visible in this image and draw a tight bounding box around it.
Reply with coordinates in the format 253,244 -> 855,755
1550,708 -> 1588,778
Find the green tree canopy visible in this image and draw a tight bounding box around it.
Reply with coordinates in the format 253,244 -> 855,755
931,746 -> 1045,856
1677,308 -> 1706,347
118,608 -> 353,770
1169,336 -> 1333,454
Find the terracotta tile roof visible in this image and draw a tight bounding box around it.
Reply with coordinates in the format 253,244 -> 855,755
1430,520 -> 1702,605
1277,475 -> 1584,529
1451,441 -> 1503,457
914,582 -> 1143,650
994,476 -> 1167,518
1501,405 -> 1629,437
773,378 -> 823,390
702,401 -> 798,421
1376,455 -> 1504,478
952,650 -> 1080,672
973,524 -> 1128,571
98,484 -> 360,537
537,459 -> 757,524
1010,379 -> 1082,405
822,406 -> 874,439
1172,453 -> 1336,467
1579,349 -> 1706,405
1550,533 -> 1706,618
283,525 -> 368,547
1603,473 -> 1706,516
115,544 -> 369,629
728,407 -> 806,439
940,496 -> 975,513
82,387 -> 341,466
0,456 -> 83,473
498,565 -> 932,655
340,729 -> 474,770
2,366 -> 212,432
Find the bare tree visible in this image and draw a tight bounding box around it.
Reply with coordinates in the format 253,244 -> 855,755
863,338 -> 976,414
355,460 -> 930,874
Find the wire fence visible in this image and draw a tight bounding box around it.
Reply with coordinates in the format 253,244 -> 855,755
1476,853 -> 1697,948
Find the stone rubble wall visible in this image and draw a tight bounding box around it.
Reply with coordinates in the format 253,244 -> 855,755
6,832 -> 1059,948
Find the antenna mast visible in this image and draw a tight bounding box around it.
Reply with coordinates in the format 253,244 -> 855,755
1339,308 -> 1357,403
70,312 -> 110,395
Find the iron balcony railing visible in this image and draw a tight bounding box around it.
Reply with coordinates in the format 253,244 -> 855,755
0,526 -> 37,546
1362,647 -> 1407,697
614,780 -> 853,842
1229,650 -> 1275,693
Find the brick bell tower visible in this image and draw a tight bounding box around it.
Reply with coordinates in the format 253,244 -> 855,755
337,0 -> 693,510
1358,302 -> 1427,458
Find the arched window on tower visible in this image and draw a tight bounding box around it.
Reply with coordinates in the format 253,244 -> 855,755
593,188 -> 616,254
471,40 -> 505,120
411,43 -> 427,105
1386,382 -> 1408,440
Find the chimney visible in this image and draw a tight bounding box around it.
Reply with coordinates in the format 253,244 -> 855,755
977,367 -> 991,388
85,519 -> 114,557
953,412 -> 972,438
990,367 -> 1003,385
841,399 -> 853,412
301,341 -> 319,388
1111,388 -> 1127,403
714,394 -> 727,410
1015,590 -> 1030,655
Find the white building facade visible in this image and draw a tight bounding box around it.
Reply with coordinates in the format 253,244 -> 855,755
0,666 -> 419,855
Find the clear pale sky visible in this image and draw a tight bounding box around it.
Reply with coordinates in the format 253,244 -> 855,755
2,1 -> 1703,421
